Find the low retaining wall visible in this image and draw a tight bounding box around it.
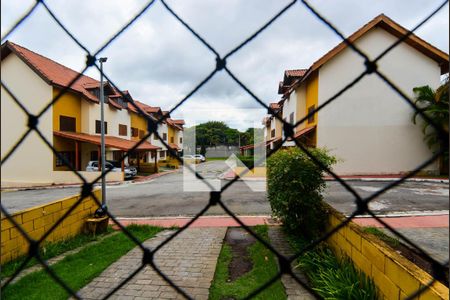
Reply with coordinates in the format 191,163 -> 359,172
138,163 -> 158,173
1,189 -> 101,264
1,171 -> 123,188
233,167 -> 266,177
325,204 -> 448,299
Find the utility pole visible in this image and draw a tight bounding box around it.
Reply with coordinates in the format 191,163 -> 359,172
99,57 -> 108,207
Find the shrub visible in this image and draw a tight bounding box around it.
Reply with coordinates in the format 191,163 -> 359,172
299,246 -> 378,300
267,147 -> 336,238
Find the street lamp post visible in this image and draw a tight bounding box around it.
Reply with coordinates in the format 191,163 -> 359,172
99,57 -> 107,207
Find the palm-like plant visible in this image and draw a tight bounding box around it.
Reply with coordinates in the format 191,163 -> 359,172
412,77 -> 449,166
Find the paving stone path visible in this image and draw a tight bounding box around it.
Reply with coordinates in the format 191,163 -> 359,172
78,227 -> 226,300
268,227 -> 315,300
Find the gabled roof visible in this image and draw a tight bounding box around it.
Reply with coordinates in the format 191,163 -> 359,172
1,41 -> 124,109
166,118 -> 183,130
269,103 -> 280,110
171,119 -> 185,126
302,14 -> 448,82
128,100 -> 160,114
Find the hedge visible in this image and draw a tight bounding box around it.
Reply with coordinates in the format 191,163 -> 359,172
267,147 -> 336,238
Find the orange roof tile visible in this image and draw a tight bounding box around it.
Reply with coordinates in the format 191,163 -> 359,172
285,69 -> 307,78
54,131 -> 160,151
1,41 -> 126,110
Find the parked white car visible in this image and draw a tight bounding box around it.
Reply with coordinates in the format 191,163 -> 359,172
193,154 -> 206,162
86,161 -> 137,179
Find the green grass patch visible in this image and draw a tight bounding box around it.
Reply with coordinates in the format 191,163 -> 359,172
287,233 -> 378,300
209,225 -> 286,300
363,227 -> 400,247
2,225 -> 163,300
1,227 -> 114,280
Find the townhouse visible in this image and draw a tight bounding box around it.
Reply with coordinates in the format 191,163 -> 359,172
1,41 -> 183,187
266,14 -> 448,175
262,103 -> 283,151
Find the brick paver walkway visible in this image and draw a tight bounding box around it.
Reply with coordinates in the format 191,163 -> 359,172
268,227 -> 315,300
78,228 -> 226,300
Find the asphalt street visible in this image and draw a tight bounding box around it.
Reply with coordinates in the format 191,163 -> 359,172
1,161 -> 448,217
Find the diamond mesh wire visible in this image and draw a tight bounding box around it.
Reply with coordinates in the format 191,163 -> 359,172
1,1 -> 448,299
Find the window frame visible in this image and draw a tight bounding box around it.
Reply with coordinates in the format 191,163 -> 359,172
307,105 -> 315,124
95,120 -> 108,134
118,124 -> 127,136
59,115 -> 76,132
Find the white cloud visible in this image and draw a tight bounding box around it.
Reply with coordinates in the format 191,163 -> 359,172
2,0 -> 448,130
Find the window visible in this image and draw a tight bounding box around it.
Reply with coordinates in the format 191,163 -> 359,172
160,151 -> 166,158
153,133 -> 159,141
118,124 -> 127,136
56,151 -> 74,167
308,105 -> 315,124
60,116 -> 76,132
131,127 -> 138,137
90,151 -> 98,161
113,151 -> 122,161
289,112 -> 294,125
170,136 -> 174,143
139,130 -> 145,139
180,137 -> 183,144
117,97 -> 128,108
162,133 -> 167,141
271,129 -> 275,138
95,120 -> 108,134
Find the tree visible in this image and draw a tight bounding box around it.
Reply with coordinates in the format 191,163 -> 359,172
412,78 -> 449,171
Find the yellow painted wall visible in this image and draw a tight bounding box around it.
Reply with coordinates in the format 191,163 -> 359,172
325,203 -> 449,300
305,72 -> 319,145
168,125 -> 175,144
130,112 -> 147,142
52,88 -> 82,170
305,72 -> 319,127
53,136 -> 75,171
52,88 -> 82,133
1,189 -> 101,264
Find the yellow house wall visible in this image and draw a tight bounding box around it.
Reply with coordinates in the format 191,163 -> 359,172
168,126 -> 175,144
1,189 -> 101,264
52,88 -> 82,133
305,72 -> 319,145
130,112 -> 147,142
52,88 -> 82,170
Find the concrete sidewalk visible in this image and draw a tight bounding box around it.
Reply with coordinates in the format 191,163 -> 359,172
78,228 -> 226,300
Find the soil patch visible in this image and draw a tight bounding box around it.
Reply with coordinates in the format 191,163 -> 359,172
225,227 -> 256,281
394,243 -> 449,285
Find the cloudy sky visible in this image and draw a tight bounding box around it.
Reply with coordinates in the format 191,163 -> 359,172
2,0 -> 448,130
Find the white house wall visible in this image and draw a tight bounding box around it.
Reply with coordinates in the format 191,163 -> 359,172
317,27 -> 440,175
1,53 -> 54,185
82,101 -> 131,139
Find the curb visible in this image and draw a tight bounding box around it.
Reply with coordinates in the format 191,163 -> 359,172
1,170 -> 180,192
129,169 -> 179,183
325,177 -> 449,183
1,181 -> 122,192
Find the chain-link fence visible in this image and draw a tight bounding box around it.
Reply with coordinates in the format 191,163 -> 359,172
1,0 -> 448,299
